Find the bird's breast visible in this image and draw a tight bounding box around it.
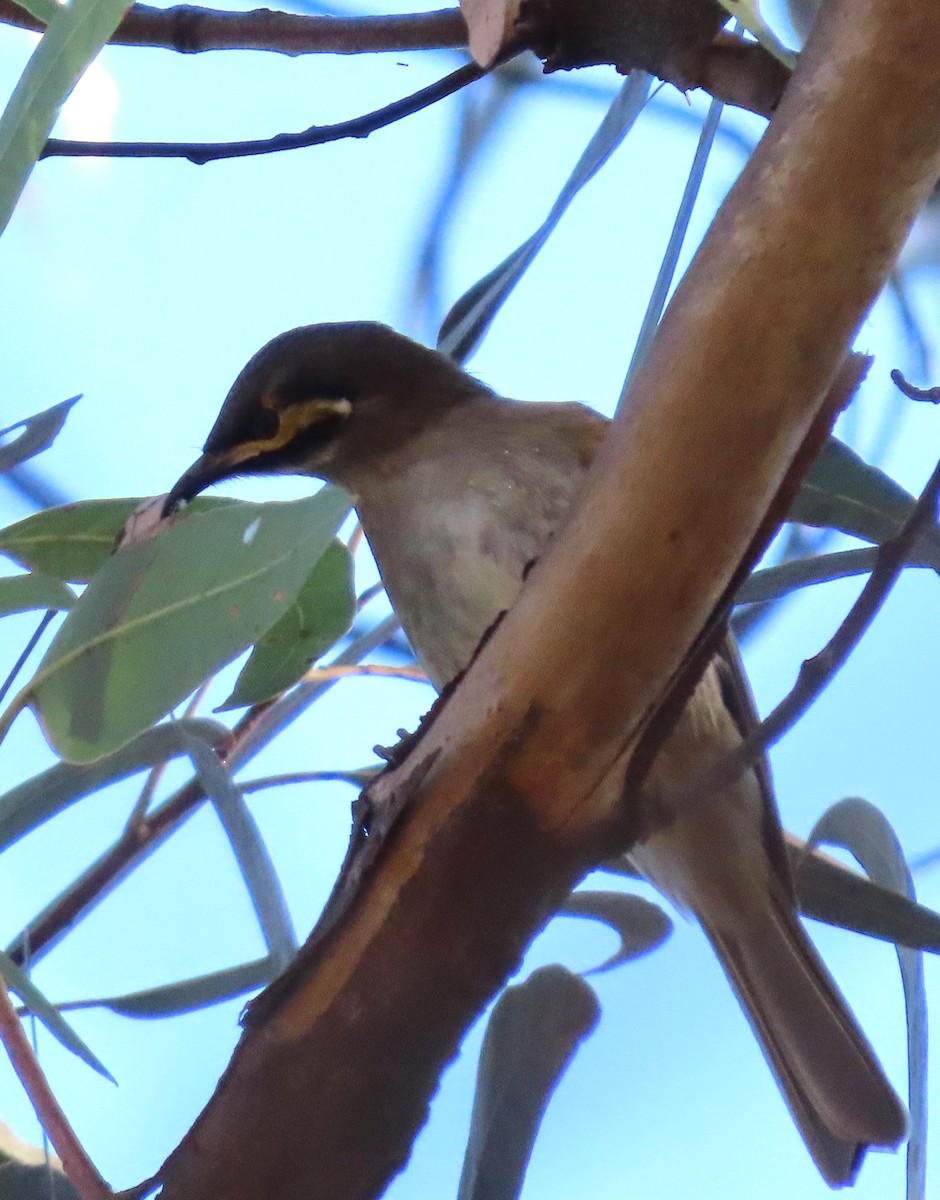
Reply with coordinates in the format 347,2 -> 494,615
357,486 -> 563,691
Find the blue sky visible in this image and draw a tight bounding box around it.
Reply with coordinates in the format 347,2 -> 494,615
1,8 -> 939,1199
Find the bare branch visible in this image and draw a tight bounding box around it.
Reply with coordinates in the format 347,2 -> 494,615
39,57 -> 491,164
0,0 -> 467,56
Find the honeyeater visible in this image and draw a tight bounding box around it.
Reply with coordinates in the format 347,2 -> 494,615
165,321 -> 906,1185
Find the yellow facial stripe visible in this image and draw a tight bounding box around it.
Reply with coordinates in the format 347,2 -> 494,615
225,395 -> 352,466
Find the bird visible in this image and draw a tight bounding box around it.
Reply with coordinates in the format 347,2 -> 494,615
164,321 -> 907,1186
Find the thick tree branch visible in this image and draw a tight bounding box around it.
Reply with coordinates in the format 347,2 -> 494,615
0,0 -> 467,55
154,3 -> 940,1200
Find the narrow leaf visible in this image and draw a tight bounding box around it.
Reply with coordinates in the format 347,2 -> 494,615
0,572 -> 74,616
559,890 -> 672,973
0,397 -> 79,474
792,438 -> 940,568
186,735 -> 297,971
438,72 -> 652,363
54,957 -> 276,1018
0,0 -> 132,236
791,839 -> 940,952
737,547 -> 934,606
18,488 -> 351,762
807,799 -> 926,1200
458,966 -> 599,1200
0,494 -> 238,583
218,540 -> 355,710
0,950 -> 113,1081
0,717 -> 230,853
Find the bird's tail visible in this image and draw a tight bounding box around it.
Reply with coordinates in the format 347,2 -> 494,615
700,889 -> 908,1187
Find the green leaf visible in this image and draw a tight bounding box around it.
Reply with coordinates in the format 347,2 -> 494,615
0,494 -> 238,583
0,571 -> 74,615
15,487 -> 351,763
0,950 -> 114,1081
559,890 -> 672,973
791,437 -> 940,567
0,396 -> 79,474
458,966 -> 599,1200
0,0 -> 134,237
52,958 -> 277,1019
219,541 -> 355,710
807,799 -> 927,1200
438,72 -> 652,364
0,717 -> 229,853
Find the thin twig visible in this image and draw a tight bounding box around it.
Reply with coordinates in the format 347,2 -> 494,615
670,454 -> 940,810
301,662 -> 426,684
891,368 -> 940,403
0,0 -> 467,56
40,57 -> 494,164
241,768 -> 378,794
0,973 -> 111,1200
0,609 -> 55,706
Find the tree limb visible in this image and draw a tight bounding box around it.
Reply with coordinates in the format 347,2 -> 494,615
0,0 -> 467,55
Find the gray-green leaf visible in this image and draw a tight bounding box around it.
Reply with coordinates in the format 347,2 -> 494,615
559,890 -> 672,973
458,966 -> 599,1200
0,397 -> 79,474
0,494 -> 239,583
0,950 -> 113,1081
14,488 -> 351,762
218,540 -> 355,710
0,571 -> 74,616
792,437 -> 940,567
438,72 -> 651,364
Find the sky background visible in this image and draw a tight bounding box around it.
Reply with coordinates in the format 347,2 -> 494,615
1,4 -> 940,1199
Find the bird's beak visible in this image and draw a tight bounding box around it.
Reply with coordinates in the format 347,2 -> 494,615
162,451 -> 234,517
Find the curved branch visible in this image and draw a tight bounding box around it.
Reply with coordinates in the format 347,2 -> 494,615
0,0 -> 467,55
39,57 -> 490,164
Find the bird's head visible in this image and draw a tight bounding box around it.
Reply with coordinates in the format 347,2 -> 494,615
164,321 -> 490,512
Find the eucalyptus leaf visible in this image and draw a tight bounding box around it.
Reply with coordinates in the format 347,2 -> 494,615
438,72 -> 651,364
737,547 -> 934,606
792,437 -> 940,567
807,799 -> 927,1200
186,734 -> 297,971
0,571 -> 74,615
0,397 -> 79,474
0,950 -> 113,1081
0,717 -> 229,853
218,540 -> 355,710
0,0 -> 133,237
52,958 -> 277,1018
602,843 -> 940,952
15,487 -> 351,762
0,494 -> 239,583
559,890 -> 672,973
458,966 -> 599,1200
